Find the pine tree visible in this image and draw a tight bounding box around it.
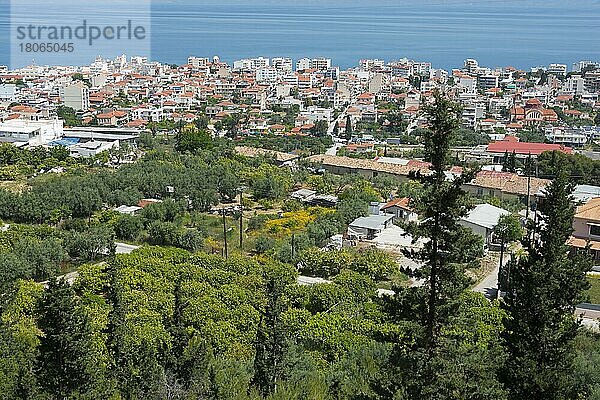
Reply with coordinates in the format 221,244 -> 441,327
502,150 -> 517,173
252,278 -> 288,397
414,90 -> 476,349
501,169 -> 592,399
382,91 -> 488,398
37,278 -> 92,398
345,115 -> 353,140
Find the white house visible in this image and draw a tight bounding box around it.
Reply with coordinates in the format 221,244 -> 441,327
459,203 -> 510,248
381,197 -> 419,223
0,118 -> 64,146
348,214 -> 395,240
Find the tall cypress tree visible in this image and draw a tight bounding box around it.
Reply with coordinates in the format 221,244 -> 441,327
345,115 -> 353,140
382,91 -> 489,398
414,90 -> 476,349
37,278 -> 92,398
501,169 -> 592,399
252,278 -> 288,397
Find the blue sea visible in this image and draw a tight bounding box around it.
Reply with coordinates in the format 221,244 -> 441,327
1,0 -> 600,70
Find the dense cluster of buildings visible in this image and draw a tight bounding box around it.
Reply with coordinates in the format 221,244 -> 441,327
0,55 -> 599,146
0,54 -> 599,262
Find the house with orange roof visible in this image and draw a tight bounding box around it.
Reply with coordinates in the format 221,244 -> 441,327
568,198 -> 600,264
96,110 -> 128,126
125,119 -> 147,128
357,92 -> 375,105
382,197 -> 418,222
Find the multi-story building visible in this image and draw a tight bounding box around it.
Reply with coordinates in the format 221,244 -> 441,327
548,63 -> 568,75
456,73 -> 477,94
310,58 -> 332,71
572,60 -> 599,73
187,56 -> 209,68
271,57 -> 293,73
544,126 -> 588,147
563,75 -> 586,95
464,59 -> 479,73
359,59 -> 385,71
477,74 -> 499,90
0,118 -> 64,146
584,72 -> 600,93
0,84 -> 17,101
256,67 -> 279,83
461,103 -> 485,129
131,107 -> 164,122
300,106 -> 333,124
296,58 -> 332,71
59,82 -> 90,111
233,57 -> 270,71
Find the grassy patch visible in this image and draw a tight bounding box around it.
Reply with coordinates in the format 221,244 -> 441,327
586,276 -> 600,304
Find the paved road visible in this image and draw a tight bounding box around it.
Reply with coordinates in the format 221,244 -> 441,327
41,243 -> 141,288
297,276 -> 331,286
325,143 -> 343,156
474,263 -> 501,300
115,242 -> 140,254
473,253 -> 511,300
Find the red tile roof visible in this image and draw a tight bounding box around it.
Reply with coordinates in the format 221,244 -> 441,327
487,141 -> 572,155
382,197 -> 413,211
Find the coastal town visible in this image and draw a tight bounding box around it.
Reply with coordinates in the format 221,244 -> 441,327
1,53 -> 600,398
0,55 -> 599,264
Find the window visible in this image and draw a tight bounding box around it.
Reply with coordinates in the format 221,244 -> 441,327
590,224 -> 600,237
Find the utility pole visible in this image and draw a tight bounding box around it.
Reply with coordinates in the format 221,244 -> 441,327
239,206 -> 243,251
238,187 -> 244,251
222,207 -> 228,260
526,152 -> 532,221
291,233 -> 295,259
498,227 -> 506,300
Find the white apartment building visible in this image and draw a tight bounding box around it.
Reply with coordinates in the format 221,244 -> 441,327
59,82 -> 90,111
256,67 -> 279,83
545,126 -> 587,147
360,59 -> 385,71
233,57 -> 270,71
412,62 -> 432,75
563,75 -> 586,95
457,75 -> 477,94
488,97 -> 512,115
548,63 -> 568,75
271,58 -> 293,73
188,56 -> 209,68
572,60 -> 599,73
461,104 -> 485,129
296,58 -> 332,71
130,56 -> 148,65
311,58 -> 332,71
214,82 -> 237,96
464,59 -> 479,73
0,84 -> 17,101
300,106 -> 333,124
520,91 -> 550,105
131,107 -> 164,122
0,118 -> 64,146
296,58 -> 311,71
430,69 -> 448,83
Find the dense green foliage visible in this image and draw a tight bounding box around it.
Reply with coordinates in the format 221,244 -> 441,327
0,145 -> 282,224
501,170 -> 592,399
538,150 -> 600,185
0,93 -> 597,400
